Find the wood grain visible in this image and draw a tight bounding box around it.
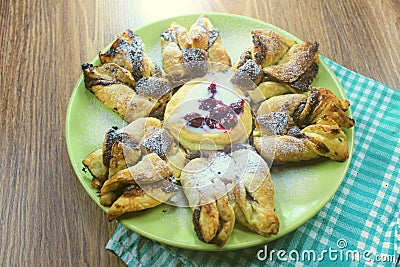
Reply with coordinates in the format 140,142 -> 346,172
0,0 -> 398,266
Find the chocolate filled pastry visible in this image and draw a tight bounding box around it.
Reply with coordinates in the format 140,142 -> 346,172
82,63 -> 172,122
82,117 -> 185,218
231,60 -> 263,90
189,15 -> 231,68
253,87 -> 354,163
140,127 -> 187,179
101,153 -> 177,221
161,21 -> 208,81
99,30 -> 158,81
180,148 -> 279,246
160,15 -> 231,83
263,41 -> 320,92
82,117 -> 163,189
164,80 -> 253,151
231,29 -> 319,103
229,148 -> 279,237
160,22 -> 192,78
180,153 -> 236,247
250,29 -> 296,68
231,29 -> 295,91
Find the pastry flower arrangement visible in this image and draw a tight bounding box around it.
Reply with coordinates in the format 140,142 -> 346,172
80,14 -> 354,247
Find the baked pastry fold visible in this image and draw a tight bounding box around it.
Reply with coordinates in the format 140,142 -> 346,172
253,87 -> 354,163
82,117 -> 184,220
231,30 -> 319,102
160,15 -> 231,83
180,149 -> 279,246
250,29 -> 295,68
254,118 -> 349,162
82,117 -> 163,189
229,149 -> 279,237
99,30 -> 158,81
190,15 -> 231,68
263,41 -> 320,92
82,62 -> 172,122
100,153 -> 173,205
181,155 -> 235,247
102,153 -> 177,221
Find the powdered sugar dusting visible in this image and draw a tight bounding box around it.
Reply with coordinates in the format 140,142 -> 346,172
271,164 -> 318,219
73,93 -> 125,150
135,77 -> 171,99
141,129 -> 174,157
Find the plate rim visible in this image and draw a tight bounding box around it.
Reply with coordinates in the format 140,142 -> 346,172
65,12 -> 354,251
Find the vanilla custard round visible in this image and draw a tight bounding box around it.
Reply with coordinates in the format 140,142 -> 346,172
164,80 -> 253,151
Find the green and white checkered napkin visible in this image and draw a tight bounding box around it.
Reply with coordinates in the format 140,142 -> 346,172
106,57 -> 400,266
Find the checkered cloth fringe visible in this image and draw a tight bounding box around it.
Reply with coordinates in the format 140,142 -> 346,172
106,57 -> 400,267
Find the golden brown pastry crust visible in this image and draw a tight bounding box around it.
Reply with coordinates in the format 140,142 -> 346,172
192,202 -> 220,243
102,126 -> 141,178
257,93 -> 308,116
248,81 -> 292,104
254,135 -> 319,162
296,87 -> 355,128
230,149 -> 279,237
82,62 -> 136,89
99,30 -> 156,81
191,15 -> 231,67
100,153 -> 173,202
82,118 -> 163,189
181,155 -> 236,247
106,178 -> 176,221
82,149 -> 108,190
161,15 -> 231,80
254,119 -> 349,162
160,22 -> 189,77
122,117 -> 163,142
263,41 -> 319,84
100,152 -> 175,220
181,149 -> 279,246
82,63 -> 171,123
251,29 -> 294,68
211,194 -> 235,246
233,31 -> 319,98
254,87 -> 354,162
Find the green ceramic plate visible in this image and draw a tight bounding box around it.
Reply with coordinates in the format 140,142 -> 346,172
66,13 -> 354,251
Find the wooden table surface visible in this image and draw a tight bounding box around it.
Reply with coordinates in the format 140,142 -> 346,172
1,0 -> 399,266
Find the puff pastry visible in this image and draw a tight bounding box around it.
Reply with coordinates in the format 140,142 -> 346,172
82,117 -> 163,189
99,30 -> 158,80
262,41 -> 319,94
160,15 -> 231,83
190,15 -> 231,68
232,30 -> 319,102
82,62 -> 172,122
257,87 -> 355,128
253,87 -> 354,162
79,19 -> 358,247
106,178 -> 176,221
180,154 -> 236,247
180,148 -> 279,246
161,21 -> 208,80
229,148 -> 279,237
99,152 -> 177,221
250,29 -> 295,68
